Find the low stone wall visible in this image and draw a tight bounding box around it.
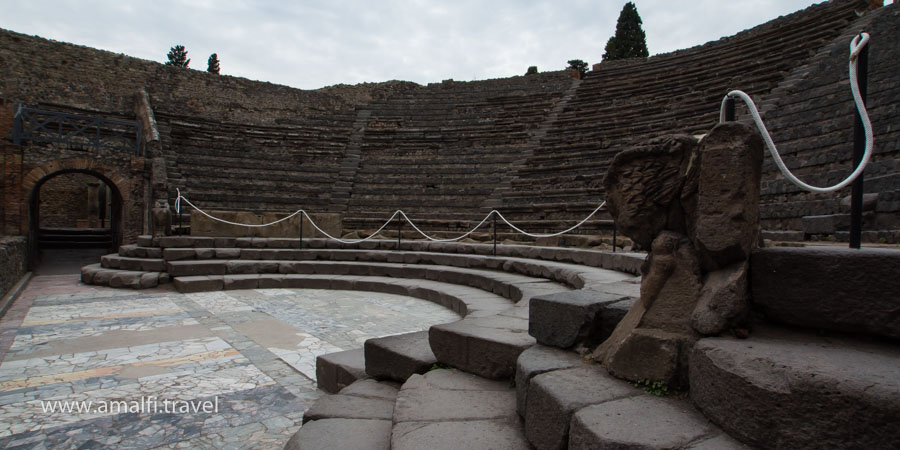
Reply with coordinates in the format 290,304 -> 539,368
0,236 -> 28,300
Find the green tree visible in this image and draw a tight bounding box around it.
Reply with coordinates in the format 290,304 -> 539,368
567,59 -> 588,79
525,66 -> 538,76
602,2 -> 649,62
165,45 -> 190,68
207,53 -> 220,74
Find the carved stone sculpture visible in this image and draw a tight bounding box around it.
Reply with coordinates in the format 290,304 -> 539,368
593,122 -> 763,387
151,198 -> 172,238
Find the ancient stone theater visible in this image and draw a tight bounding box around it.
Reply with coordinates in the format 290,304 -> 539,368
0,0 -> 897,448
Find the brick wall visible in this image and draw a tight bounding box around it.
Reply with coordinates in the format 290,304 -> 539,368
38,172 -> 96,228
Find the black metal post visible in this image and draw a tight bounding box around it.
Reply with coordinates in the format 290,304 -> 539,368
299,213 -> 304,249
397,215 -> 402,250
492,212 -> 497,257
849,35 -> 868,249
724,97 -> 736,122
178,205 -> 183,235
612,223 -> 617,253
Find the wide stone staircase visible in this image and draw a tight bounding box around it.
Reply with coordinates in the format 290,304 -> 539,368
80,237 -> 899,448
286,246 -> 898,449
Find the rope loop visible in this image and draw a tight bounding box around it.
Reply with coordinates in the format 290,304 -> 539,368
719,32 -> 872,194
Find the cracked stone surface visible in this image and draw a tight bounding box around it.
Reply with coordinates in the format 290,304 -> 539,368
0,274 -> 459,448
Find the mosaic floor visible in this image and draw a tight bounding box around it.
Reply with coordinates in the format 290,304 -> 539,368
0,274 -> 461,449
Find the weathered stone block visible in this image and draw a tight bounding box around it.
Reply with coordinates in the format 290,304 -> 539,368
514,344 -> 584,418
316,348 -> 368,394
688,123 -> 763,271
525,366 -> 637,450
690,330 -> 900,449
569,396 -> 721,450
751,246 -> 900,339
528,290 -> 631,349
365,331 -> 435,382
692,261 -> 750,335
284,418 -> 391,450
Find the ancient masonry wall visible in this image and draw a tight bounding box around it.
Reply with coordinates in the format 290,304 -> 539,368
37,172 -> 96,228
0,236 -> 27,300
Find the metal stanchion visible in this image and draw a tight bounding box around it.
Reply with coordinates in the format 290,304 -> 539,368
397,215 -> 402,250
850,34 -> 868,249
299,213 -> 304,249
492,211 -> 497,257
724,97 -> 736,122
612,223 -> 617,253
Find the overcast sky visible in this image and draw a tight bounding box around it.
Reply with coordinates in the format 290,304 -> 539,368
0,1 -> 887,90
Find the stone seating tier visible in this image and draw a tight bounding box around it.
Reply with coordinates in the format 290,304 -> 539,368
497,0 -> 865,217
83,236 -> 642,381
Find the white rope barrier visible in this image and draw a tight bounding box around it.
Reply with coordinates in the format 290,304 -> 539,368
719,33 -> 873,194
173,190 -> 608,243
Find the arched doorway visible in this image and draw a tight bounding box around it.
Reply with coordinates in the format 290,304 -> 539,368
28,169 -> 124,272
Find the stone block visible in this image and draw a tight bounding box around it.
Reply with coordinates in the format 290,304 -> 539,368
215,248 -> 240,259
163,248 -> 196,261
301,394 -> 394,424
284,418 -> 391,450
692,262 -> 750,335
316,348 -> 368,394
751,247 -> 900,339
528,290 -> 631,349
605,328 -> 693,388
569,396 -> 719,450
195,248 -> 215,259
690,329 -> 900,449
393,370 -> 517,423
365,331 -> 435,382
108,270 -> 142,289
525,366 -> 637,450
429,315 -> 535,379
173,275 -> 223,293
514,345 -> 584,418
338,379 -> 400,401
392,420 -> 529,450
137,235 -> 153,247
166,260 -> 226,276
139,272 -> 159,289
689,123 -> 763,271
802,214 -> 850,235
223,274 -> 260,290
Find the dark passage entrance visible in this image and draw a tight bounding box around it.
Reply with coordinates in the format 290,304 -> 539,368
29,170 -> 123,274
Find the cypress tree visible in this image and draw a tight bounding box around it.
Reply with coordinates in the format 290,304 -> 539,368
602,2 -> 649,61
165,45 -> 190,68
207,53 -> 220,74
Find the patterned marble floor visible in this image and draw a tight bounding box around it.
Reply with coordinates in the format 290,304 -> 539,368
0,274 -> 461,449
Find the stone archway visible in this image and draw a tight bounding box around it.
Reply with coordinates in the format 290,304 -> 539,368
22,158 -> 136,265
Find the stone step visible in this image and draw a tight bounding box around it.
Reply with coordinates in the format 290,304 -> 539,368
690,326 -> 900,449
528,290 -> 635,350
171,274 -> 501,318
81,264 -> 170,289
514,344 -> 586,418
429,307 -> 535,379
365,331 -> 436,382
285,379 -> 399,450
100,254 -> 166,272
166,259 -> 572,305
316,348 -> 367,394
569,395 -> 744,449
118,244 -> 163,259
127,237 -> 646,277
391,369 -> 529,450
751,246 -> 900,339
